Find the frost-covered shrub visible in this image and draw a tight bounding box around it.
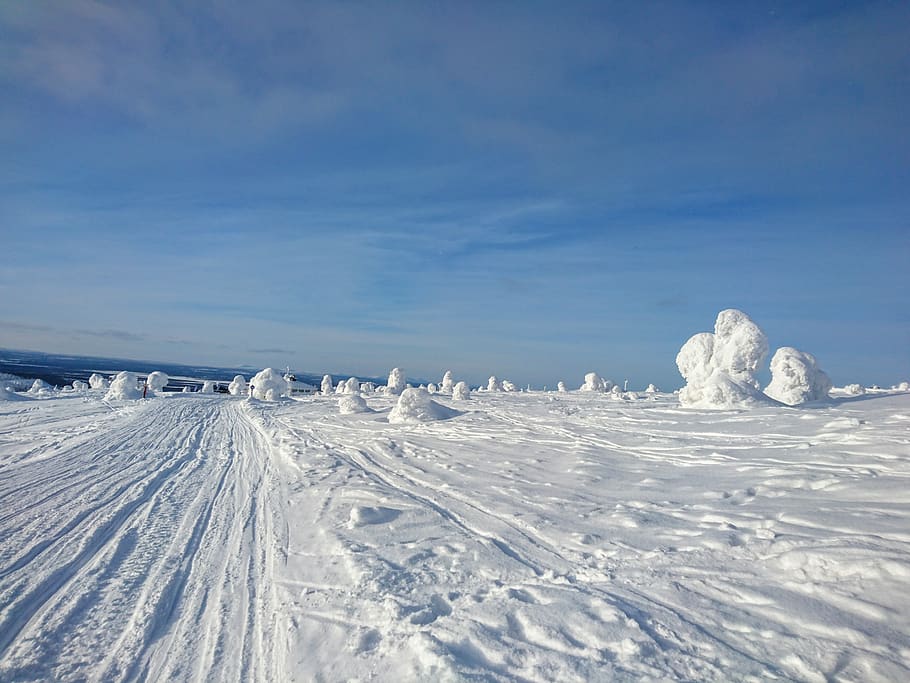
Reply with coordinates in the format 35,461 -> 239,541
89,373 -> 110,390
677,309 -> 773,409
72,380 -> 89,392
105,371 -> 143,400
764,347 -> 832,405
487,376 -> 502,392
388,387 -> 460,423
28,379 -> 53,395
452,381 -> 470,400
502,380 -> 517,392
843,383 -> 865,396
557,381 -> 567,393
386,368 -> 406,395
321,374 -> 333,395
200,380 -> 216,394
229,375 -> 248,396
146,371 -> 169,392
441,370 -> 454,394
249,368 -> 290,401
339,394 -> 371,414
343,377 -> 360,394
360,382 -> 376,394
580,372 -> 606,392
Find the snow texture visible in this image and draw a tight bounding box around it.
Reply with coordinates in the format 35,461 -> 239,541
678,309 -> 774,409
339,394 -> 372,414
229,375 -> 248,396
321,374 -> 333,395
146,371 -> 169,392
764,347 -> 833,405
249,368 -> 289,401
388,387 -> 460,423
452,381 -> 470,400
88,373 -> 109,390
104,371 -> 143,401
386,368 -> 406,396
440,370 -> 454,394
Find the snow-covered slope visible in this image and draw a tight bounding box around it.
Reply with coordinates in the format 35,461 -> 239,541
1,390 -> 909,681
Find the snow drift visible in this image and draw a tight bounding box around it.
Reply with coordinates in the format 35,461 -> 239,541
388,388 -> 461,423
677,310 -> 774,409
764,347 -> 832,405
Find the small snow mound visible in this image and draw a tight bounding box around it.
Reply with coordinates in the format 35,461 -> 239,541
249,368 -> 289,401
348,505 -> 401,527
105,371 -> 143,400
0,386 -> 30,401
452,381 -> 470,400
339,394 -> 372,414
764,347 -> 832,405
146,371 -> 169,392
89,373 -> 110,390
228,375 -> 248,396
843,383 -> 866,396
386,368 -> 406,395
388,388 -> 461,423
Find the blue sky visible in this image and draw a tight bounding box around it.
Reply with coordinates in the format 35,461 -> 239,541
1,1 -> 907,389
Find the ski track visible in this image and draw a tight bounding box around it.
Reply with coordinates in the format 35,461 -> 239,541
1,390 -> 909,681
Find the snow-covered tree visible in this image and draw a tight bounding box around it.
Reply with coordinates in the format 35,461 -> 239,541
228,375 -> 248,396
487,376 -> 502,392
105,371 -> 143,400
502,380 -> 517,392
249,368 -> 290,401
452,381 -> 470,400
88,373 -> 109,390
200,380 -> 216,394
580,372 -> 605,392
146,371 -> 169,392
557,381 -> 567,392
386,368 -> 406,395
321,374 -> 333,395
764,347 -> 832,405
441,370 -> 454,394
344,377 -> 360,394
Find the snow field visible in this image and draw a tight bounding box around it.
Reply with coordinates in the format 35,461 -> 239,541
1,388 -> 909,680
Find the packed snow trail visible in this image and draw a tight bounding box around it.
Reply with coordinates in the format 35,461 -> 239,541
0,396 -> 283,682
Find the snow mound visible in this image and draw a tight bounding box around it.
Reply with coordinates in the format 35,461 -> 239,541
89,373 -> 110,390
105,372 -> 143,401
452,381 -> 470,400
339,394 -> 372,414
228,375 -> 248,396
764,347 -> 832,405
249,368 -> 289,401
388,388 -> 461,424
386,368 -> 406,395
321,374 -> 333,395
843,383 -> 866,396
200,381 -> 215,394
146,372 -> 169,392
441,370 -> 454,394
0,385 -> 30,401
677,310 -> 774,409
580,372 -> 606,392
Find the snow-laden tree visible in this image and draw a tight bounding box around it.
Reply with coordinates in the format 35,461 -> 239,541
105,371 -> 143,400
764,347 -> 832,405
502,380 -> 517,392
339,394 -> 371,414
344,377 -> 360,394
200,380 -> 215,394
386,368 -> 406,395
487,376 -> 502,392
321,374 -> 333,395
580,372 -> 605,392
452,381 -> 470,400
229,375 -> 248,396
843,383 -> 865,396
441,370 -> 454,394
557,381 -> 567,392
389,388 -> 459,423
645,383 -> 659,393
89,373 -> 109,390
146,371 -> 169,392
427,383 -> 438,394
249,368 -> 290,401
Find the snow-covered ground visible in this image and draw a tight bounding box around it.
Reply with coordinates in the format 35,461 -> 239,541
1,388 -> 909,681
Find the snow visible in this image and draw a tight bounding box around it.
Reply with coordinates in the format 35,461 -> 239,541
441,370 -> 454,394
104,371 -> 143,401
343,377 -> 360,394
487,375 -> 502,392
557,381 -> 567,392
88,373 -> 110,390
452,381 -> 470,401
388,387 -> 461,423
677,310 -> 776,409
249,368 -> 289,401
200,380 -> 216,394
386,368 -> 406,396
0,386 -> 30,401
645,383 -> 659,393
2,386 -> 910,681
502,379 -> 517,392
338,394 -> 372,414
146,371 -> 169,392
844,383 -> 866,396
765,347 -> 833,405
580,372 -> 606,392
228,375 -> 248,396
71,380 -> 89,392
321,374 -> 333,395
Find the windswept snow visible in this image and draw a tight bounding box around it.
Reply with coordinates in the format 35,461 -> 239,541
1,388 -> 909,681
